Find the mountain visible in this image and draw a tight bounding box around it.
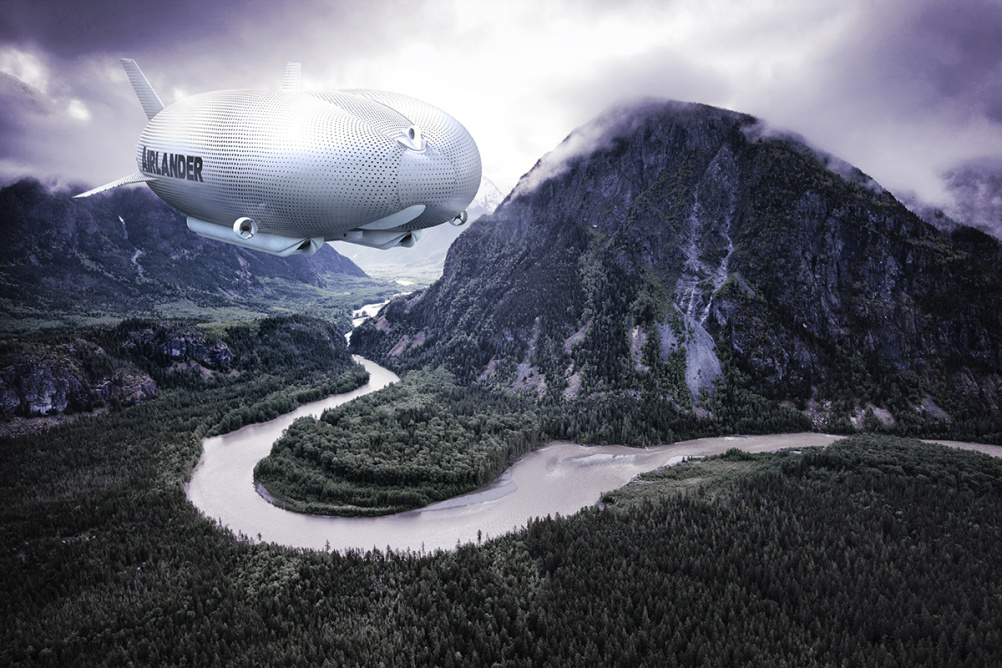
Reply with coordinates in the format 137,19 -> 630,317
0,179 -> 394,336
344,176 -> 505,284
351,100 -> 1002,437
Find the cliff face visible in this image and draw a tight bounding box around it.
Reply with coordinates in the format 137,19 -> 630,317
0,320 -> 233,417
116,321 -> 234,370
0,338 -> 152,417
352,100 -> 1002,427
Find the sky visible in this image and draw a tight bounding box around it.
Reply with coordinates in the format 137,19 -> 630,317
1,0 -> 1001,233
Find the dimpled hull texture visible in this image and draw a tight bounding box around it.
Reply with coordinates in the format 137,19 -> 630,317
136,89 -> 481,239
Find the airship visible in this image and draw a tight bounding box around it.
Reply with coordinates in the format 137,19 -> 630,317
75,60 -> 482,256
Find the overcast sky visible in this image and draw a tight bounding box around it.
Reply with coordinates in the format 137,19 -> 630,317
2,0 -> 1001,228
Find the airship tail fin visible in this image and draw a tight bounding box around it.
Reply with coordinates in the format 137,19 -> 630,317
73,172 -> 156,199
282,63 -> 302,90
121,58 -> 164,120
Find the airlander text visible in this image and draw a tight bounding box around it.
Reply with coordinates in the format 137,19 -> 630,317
142,146 -> 204,182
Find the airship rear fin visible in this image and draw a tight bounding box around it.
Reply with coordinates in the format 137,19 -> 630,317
282,63 -> 302,90
73,172 -> 156,199
121,58 -> 164,120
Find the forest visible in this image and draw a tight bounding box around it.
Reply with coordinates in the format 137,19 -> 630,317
3,311 -> 1001,666
257,337 -> 1001,516
5,384 -> 1002,667
255,362 -> 819,515
255,367 -> 544,515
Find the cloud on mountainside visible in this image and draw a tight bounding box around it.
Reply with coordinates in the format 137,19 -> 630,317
510,99 -> 676,198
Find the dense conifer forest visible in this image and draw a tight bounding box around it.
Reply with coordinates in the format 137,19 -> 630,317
5,379 -> 1002,668
255,364 -> 819,515
256,351 -> 1001,516
255,368 -> 545,515
2,316 -> 1000,665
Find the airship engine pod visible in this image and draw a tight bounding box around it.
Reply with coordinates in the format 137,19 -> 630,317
75,60 -> 482,256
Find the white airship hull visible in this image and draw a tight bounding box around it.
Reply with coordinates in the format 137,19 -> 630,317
77,61 -> 481,256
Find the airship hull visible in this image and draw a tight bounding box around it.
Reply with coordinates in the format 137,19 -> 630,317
76,61 -> 481,255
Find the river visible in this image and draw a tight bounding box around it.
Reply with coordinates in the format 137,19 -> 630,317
185,361 -> 840,553
186,341 -> 1002,554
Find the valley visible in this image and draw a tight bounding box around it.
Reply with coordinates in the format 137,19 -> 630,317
3,97 -> 1002,666
0,179 -> 400,337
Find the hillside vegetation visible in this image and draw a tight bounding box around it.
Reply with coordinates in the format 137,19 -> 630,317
255,367 -> 543,515
255,364 -> 812,515
0,315 -> 367,436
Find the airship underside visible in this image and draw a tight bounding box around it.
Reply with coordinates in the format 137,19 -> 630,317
76,61 -> 482,256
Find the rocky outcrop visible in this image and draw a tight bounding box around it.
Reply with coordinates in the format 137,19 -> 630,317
0,320 -> 238,417
118,321 -> 234,370
352,100 -> 1002,427
0,341 -> 156,416
1,315 -> 356,437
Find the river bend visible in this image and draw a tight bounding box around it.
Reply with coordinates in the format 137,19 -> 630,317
186,357 -> 1002,553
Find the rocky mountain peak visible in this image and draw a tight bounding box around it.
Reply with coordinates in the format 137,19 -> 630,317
353,99 -> 1002,435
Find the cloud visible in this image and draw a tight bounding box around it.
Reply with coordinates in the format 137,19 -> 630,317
941,158 -> 1002,239
740,119 -> 886,193
1,0 -> 1001,214
511,98 -> 672,198
729,0 -> 1002,207
0,46 -> 140,187
0,46 -> 48,92
0,0 -> 287,58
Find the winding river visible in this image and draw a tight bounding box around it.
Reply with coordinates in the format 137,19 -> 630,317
186,354 -> 1002,554
185,358 -> 837,553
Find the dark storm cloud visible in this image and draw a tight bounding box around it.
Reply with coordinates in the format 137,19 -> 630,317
0,0 -> 403,94
832,0 -> 1002,123
913,1 -> 1002,122
0,0 -> 409,188
0,72 -> 51,180
805,0 -> 1002,232
0,0 -> 290,57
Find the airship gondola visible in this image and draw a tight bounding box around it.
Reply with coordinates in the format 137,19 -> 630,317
75,60 -> 482,256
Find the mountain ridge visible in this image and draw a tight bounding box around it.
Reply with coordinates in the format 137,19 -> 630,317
0,178 -> 392,336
